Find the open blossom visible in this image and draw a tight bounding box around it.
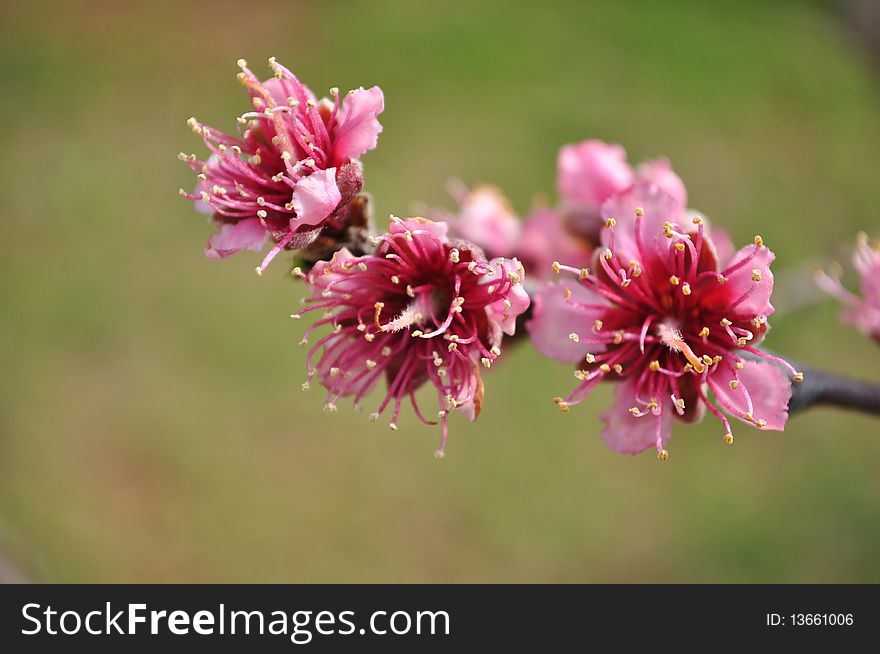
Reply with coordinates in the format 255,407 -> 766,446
295,217 -> 529,456
179,58 -> 384,273
439,183 -> 592,284
816,232 -> 880,342
558,140 -> 687,242
527,183 -> 802,458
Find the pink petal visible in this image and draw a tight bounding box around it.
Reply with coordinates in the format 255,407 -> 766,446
205,218 -> 267,259
517,207 -> 592,281
526,281 -> 607,363
557,140 -> 634,214
701,221 -> 736,269
599,182 -> 680,272
292,168 -> 342,228
601,380 -> 673,455
332,86 -> 385,163
708,360 -> 790,430
704,244 -> 776,319
447,185 -> 522,257
635,157 -> 687,212
308,247 -> 358,295
389,217 -> 449,242
487,259 -> 530,336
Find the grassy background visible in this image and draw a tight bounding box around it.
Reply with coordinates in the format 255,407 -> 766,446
1,0 -> 880,582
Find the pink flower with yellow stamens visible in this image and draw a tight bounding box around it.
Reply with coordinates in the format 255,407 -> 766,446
295,217 -> 529,456
179,58 -> 384,273
816,232 -> 880,343
527,183 -> 802,459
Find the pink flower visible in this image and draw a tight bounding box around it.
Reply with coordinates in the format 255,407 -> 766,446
179,58 -> 384,273
295,217 -> 529,456
527,183 -> 801,459
816,232 -> 880,342
558,140 -> 687,241
440,183 -> 592,283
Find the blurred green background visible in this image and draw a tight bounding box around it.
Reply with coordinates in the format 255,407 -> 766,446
2,0 -> 880,582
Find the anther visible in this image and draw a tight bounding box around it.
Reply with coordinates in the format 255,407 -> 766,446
657,449 -> 669,462
723,433 -> 734,445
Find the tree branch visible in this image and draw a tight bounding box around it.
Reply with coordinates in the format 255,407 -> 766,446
789,366 -> 880,417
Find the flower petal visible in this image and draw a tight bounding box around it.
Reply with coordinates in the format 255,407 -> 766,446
601,380 -> 673,455
332,86 -> 385,163
599,182 -> 680,273
708,360 -> 790,430
557,140 -> 633,214
526,281 -> 607,363
204,218 -> 267,259
517,207 -> 593,281
292,168 -> 342,228
705,244 -> 776,319
487,259 -> 530,336
635,157 -> 687,213
446,185 -> 522,258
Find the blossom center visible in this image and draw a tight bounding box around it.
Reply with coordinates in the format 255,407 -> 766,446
656,321 -> 705,373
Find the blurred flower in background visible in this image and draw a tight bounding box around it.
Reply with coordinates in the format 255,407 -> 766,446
816,232 -> 880,343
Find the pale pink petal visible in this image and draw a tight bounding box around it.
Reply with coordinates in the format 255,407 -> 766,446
557,140 -> 634,213
636,157 -> 687,212
308,247 -> 358,295
487,258 -> 530,336
708,360 -> 790,430
526,281 -> 607,363
389,217 -> 449,242
447,185 -> 522,257
291,168 -> 342,228
332,86 -> 385,163
205,218 -> 267,259
601,380 -> 673,455
517,207 -> 592,281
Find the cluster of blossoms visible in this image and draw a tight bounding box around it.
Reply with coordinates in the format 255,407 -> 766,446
438,140 -> 800,458
180,60 -> 834,459
181,59 -> 529,455
816,233 -> 880,343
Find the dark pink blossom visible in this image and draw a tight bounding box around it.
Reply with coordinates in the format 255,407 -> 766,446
180,58 -> 384,273
295,217 -> 529,456
816,232 -> 880,343
527,183 -> 801,459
